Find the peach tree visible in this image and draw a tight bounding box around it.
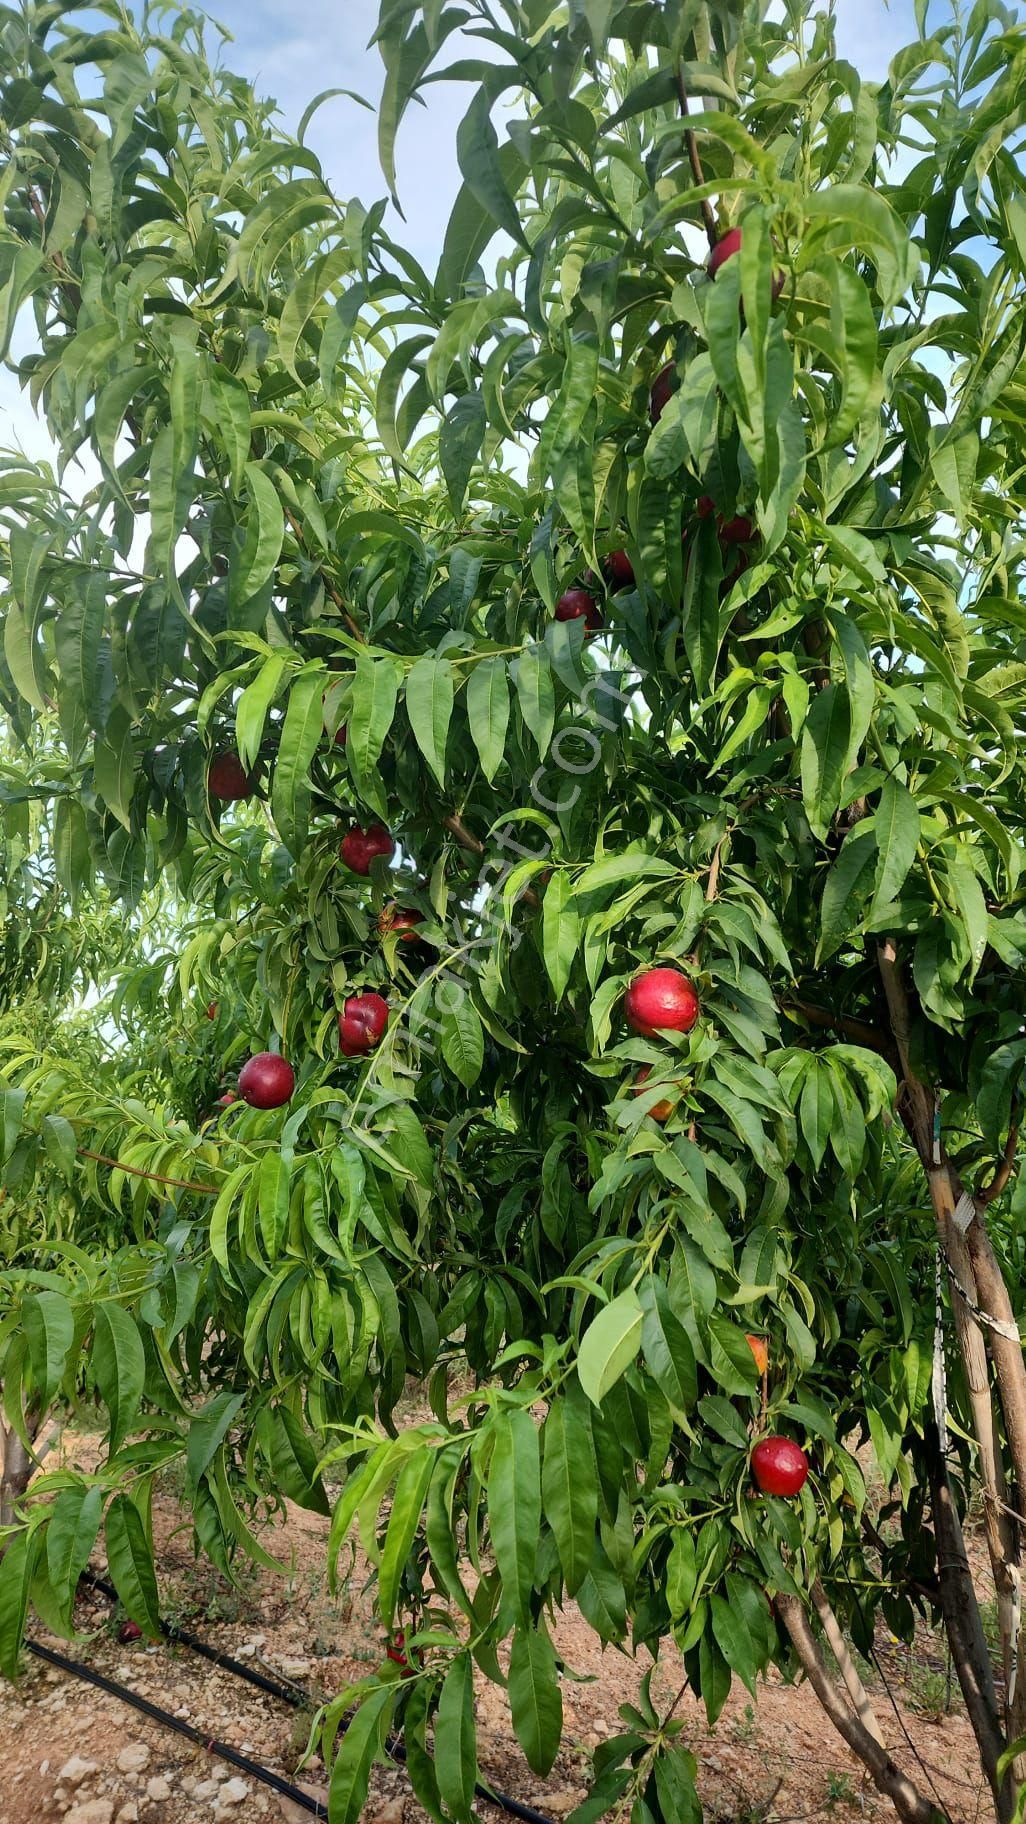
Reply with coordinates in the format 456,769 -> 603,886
2,2 -> 1026,1821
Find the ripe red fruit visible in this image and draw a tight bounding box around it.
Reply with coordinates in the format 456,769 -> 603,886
720,514 -> 756,546
752,1436 -> 809,1497
634,1065 -> 674,1124
624,968 -> 700,1038
708,225 -> 744,280
554,588 -> 603,633
118,1620 -> 143,1644
708,226 -> 785,301
378,904 -> 425,943
340,824 -> 394,876
696,495 -> 717,520
216,1090 -> 237,1109
334,724 -> 348,748
746,1334 -> 769,1376
207,753 -> 254,802
649,360 -> 676,424
339,991 -> 389,1057
386,1630 -> 416,1675
604,550 -> 635,590
206,1001 -> 218,1021
237,1053 -> 295,1110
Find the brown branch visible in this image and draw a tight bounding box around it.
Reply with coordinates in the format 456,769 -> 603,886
674,66 -> 719,250
811,1579 -> 886,1748
283,507 -> 363,642
444,812 -> 486,856
705,835 -> 725,903
923,1422 -> 1011,1819
876,939 -> 933,1158
444,813 -> 541,909
977,1121 -> 1019,1207
76,1148 -> 218,1196
783,997 -> 893,1057
775,1594 -> 941,1824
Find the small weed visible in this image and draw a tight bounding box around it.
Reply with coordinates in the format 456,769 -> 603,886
908,1662 -> 952,1716
827,1771 -> 856,1805
732,1703 -> 760,1747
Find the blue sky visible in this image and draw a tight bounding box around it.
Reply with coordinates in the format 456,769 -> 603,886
206,0 -> 921,268
0,0 -> 925,458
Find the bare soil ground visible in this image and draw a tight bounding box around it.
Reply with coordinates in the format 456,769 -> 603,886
0,1421 -> 996,1824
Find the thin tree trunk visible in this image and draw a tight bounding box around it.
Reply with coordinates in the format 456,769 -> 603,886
877,940 -> 1026,1771
925,1422 -> 1011,1821
812,1579 -> 885,1746
775,1594 -> 942,1824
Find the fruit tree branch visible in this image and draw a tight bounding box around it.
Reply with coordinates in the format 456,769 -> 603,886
923,1421 -> 1011,1819
674,67 -> 719,251
775,1594 -> 940,1824
810,1580 -> 885,1748
77,1148 -> 218,1196
977,1121 -> 1019,1207
784,997 -> 893,1058
444,813 -> 540,909
283,507 -> 363,643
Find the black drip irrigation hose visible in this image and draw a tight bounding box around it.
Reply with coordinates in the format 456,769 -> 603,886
25,1638 -> 327,1818
80,1569 -> 310,1706
62,1570 -> 557,1824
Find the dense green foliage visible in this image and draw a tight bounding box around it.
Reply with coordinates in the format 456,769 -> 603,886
3,1 -> 1026,1819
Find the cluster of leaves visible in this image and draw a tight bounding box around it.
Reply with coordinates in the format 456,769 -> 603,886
2,1 -> 1026,1820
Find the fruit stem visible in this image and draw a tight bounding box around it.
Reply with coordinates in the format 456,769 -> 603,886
674,65 -> 719,251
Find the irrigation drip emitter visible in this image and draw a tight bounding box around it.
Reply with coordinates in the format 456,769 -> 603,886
34,1572 -> 557,1824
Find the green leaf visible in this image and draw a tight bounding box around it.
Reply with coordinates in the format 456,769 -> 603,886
258,1151 -> 291,1258
237,655 -> 288,772
187,1390 -> 246,1492
514,646 -> 555,756
488,1409 -> 541,1626
466,655 -> 509,784
573,852 -> 677,897
541,872 -> 579,1003
23,1290 -> 74,1407
456,86 -> 528,252
232,463 -> 284,607
509,1622 -> 563,1777
439,392 -> 486,512
638,1278 -> 697,1418
438,986 -> 484,1088
271,664 -> 327,858
578,1290 -> 643,1407
104,1495 -> 161,1635
348,653 -> 401,815
817,827 -> 877,962
436,1652 -> 478,1824
328,1685 -> 395,1824
799,1061 -> 835,1172
94,705 -> 136,830
0,1528 -> 37,1676
801,684 -> 851,839
378,1446 -> 434,1630
406,655 -> 454,785
47,1485 -> 104,1628
92,1304 -> 146,1457
542,1397 -> 596,1597
871,778 -> 920,914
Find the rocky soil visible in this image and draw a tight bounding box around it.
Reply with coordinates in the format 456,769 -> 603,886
0,1427 -> 995,1824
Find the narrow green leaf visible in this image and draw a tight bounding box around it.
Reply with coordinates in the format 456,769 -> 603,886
406,655 -> 454,785
466,655 -> 509,783
271,664 -> 326,858
92,1304 -> 146,1457
488,1409 -> 541,1626
509,1622 -> 563,1777
436,1653 -> 478,1823
541,872 -> 579,1003
104,1495 -> 160,1634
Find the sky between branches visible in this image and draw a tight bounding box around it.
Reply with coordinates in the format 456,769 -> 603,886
0,0 -> 931,459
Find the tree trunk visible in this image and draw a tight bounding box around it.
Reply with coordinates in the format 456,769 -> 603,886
0,1426 -> 34,1529
776,1594 -> 942,1824
925,1422 -> 1012,1821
